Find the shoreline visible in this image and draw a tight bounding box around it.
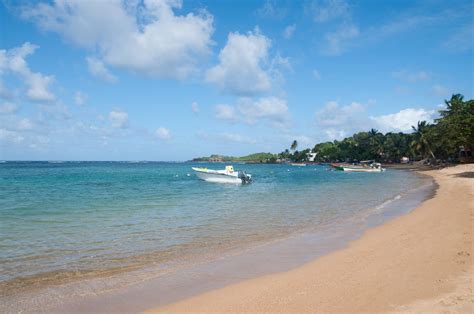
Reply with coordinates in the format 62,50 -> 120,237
147,164 -> 473,312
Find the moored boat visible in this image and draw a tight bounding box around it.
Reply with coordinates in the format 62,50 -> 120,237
192,165 -> 252,184
341,161 -> 385,172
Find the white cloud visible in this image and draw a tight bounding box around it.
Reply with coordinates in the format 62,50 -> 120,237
313,69 -> 321,80
74,91 -> 87,106
191,101 -> 199,113
392,70 -> 430,82
316,100 -> 366,127
323,24 -> 359,55
432,84 -> 449,96
215,96 -> 289,127
307,0 -> 350,23
155,127 -> 171,140
0,102 -> 19,114
315,100 -> 369,139
22,0 -> 214,79
371,108 -> 436,132
238,97 -> 288,124
0,42 -> 55,102
86,57 -> 117,83
206,29 -> 274,95
109,110 -> 129,129
316,100 -> 437,139
283,24 -> 296,39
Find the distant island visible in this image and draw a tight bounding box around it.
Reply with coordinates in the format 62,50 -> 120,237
192,152 -> 277,163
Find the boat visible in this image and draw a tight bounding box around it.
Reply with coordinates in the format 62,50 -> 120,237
340,161 -> 385,172
290,163 -> 307,166
330,163 -> 346,170
192,165 -> 252,184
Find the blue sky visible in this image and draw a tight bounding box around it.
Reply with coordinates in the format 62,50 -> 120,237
0,0 -> 472,161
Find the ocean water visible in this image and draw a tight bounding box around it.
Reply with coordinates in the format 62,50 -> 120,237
0,161 -> 431,310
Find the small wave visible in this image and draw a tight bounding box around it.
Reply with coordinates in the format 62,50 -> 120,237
375,194 -> 402,211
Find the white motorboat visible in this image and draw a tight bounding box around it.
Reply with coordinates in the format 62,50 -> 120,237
192,165 -> 252,184
341,161 -> 385,172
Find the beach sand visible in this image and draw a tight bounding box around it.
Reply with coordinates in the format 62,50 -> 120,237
146,164 -> 473,313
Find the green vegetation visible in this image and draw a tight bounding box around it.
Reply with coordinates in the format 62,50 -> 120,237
192,152 -> 277,163
304,94 -> 473,163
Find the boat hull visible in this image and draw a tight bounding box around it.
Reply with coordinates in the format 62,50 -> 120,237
194,171 -> 242,183
342,167 -> 384,172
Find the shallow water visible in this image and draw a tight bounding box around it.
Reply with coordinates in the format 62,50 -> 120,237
0,161 -> 431,311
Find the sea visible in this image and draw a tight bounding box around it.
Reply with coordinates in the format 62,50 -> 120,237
0,161 -> 434,312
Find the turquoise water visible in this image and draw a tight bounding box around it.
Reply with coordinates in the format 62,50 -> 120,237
0,161 -> 428,299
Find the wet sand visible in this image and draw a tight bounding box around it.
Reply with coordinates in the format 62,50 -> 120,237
147,164 -> 473,313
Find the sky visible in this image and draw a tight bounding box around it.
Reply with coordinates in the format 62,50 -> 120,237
0,0 -> 472,161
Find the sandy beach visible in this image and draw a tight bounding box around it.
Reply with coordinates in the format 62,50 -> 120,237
147,164 -> 473,313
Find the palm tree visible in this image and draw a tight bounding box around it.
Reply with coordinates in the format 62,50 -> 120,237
438,94 -> 464,120
411,121 -> 436,160
368,128 -> 384,158
290,140 -> 298,152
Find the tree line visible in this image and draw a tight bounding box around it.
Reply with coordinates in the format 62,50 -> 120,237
281,94 -> 473,163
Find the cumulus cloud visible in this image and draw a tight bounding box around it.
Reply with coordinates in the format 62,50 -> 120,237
109,110 -> 129,129
307,0 -> 350,23
316,100 -> 372,139
0,42 -> 55,102
316,100 -> 366,127
283,24 -> 296,39
215,96 -> 289,127
86,57 -> 117,83
392,70 -> 430,82
155,127 -> 171,140
21,0 -> 214,79
315,100 -> 437,140
323,24 -> 359,55
206,29 -> 278,95
371,108 -> 436,132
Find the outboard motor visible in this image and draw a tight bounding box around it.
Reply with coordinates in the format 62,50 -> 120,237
238,171 -> 252,184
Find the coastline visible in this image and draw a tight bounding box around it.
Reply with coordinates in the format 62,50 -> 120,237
147,164 -> 473,312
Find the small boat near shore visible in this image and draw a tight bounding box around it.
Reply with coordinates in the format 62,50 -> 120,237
192,165 -> 252,184
332,161 -> 385,172
290,163 -> 307,167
